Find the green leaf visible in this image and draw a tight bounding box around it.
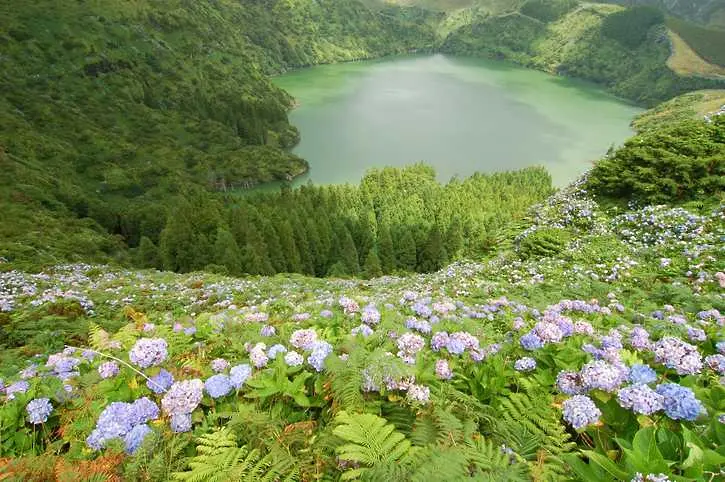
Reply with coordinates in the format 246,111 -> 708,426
582,450 -> 629,481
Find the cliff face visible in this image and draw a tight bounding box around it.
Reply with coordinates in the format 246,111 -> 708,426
602,0 -> 725,25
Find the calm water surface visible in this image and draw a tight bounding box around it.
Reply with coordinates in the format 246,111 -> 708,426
274,54 -> 642,186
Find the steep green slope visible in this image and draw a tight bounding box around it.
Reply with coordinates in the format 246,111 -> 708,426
0,0 -> 437,265
632,89 -> 725,131
440,2 -> 725,105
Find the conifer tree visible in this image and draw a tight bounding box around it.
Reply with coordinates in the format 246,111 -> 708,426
137,236 -> 161,269
213,227 -> 242,275
363,248 -> 382,278
377,223 -> 395,274
395,229 -> 417,272
418,226 -> 447,273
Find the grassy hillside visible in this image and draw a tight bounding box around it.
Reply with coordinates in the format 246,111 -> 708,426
666,30 -> 725,78
666,16 -> 725,67
441,2 -> 725,106
632,89 -> 725,131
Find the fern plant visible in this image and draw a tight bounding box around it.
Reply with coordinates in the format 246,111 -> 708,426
172,429 -> 297,482
332,411 -> 412,480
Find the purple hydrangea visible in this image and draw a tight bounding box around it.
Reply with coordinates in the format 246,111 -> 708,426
514,357 -> 537,372
397,333 -> 426,363
556,371 -> 585,395
628,364 -> 657,385
129,338 -> 168,369
655,383 -> 704,421
580,360 -> 628,393
260,325 -> 276,337
562,395 -> 601,430
5,380 -> 30,400
161,379 -> 204,416
629,326 -> 651,351
686,327 -> 706,342
320,309 -> 334,318
430,332 -> 449,351
652,337 -> 702,375
405,317 -> 431,334
705,354 -> 725,374
26,398 -> 53,424
98,361 -> 120,379
211,358 -> 230,373
533,322 -> 563,344
520,332 -> 544,351
204,374 -> 233,398
290,329 -> 318,351
229,364 -> 252,389
406,384 -> 430,404
447,332 -> 479,354
183,326 -> 196,336
435,360 -> 452,380
284,351 -> 304,367
617,385 -> 664,415
147,369 -> 174,394
631,474 -> 671,482
123,424 -> 153,454
361,305 -> 381,325
170,413 -> 192,433
351,324 -> 374,337
308,341 -> 333,372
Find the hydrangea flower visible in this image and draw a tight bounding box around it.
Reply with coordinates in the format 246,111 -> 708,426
5,380 -> 30,400
562,395 -> 601,430
705,354 -> 725,374
435,359 -> 452,379
628,364 -> 657,385
267,344 -> 288,359
514,357 -> 537,372
229,364 -> 252,389
397,333 -> 425,363
98,361 -> 120,379
205,374 -> 233,398
580,360 -> 628,393
631,473 -> 671,482
170,413 -> 192,433
520,332 -> 544,351
556,371 -> 584,395
161,379 -> 203,416
26,398 -> 53,424
406,384 -> 430,404
124,424 -> 153,454
652,337 -> 702,375
686,327 -> 706,342
290,329 -> 318,351
629,326 -> 651,350
211,358 -> 230,373
147,369 -> 174,394
430,331 -> 449,351
351,324 -> 374,337
129,397 -> 160,425
129,338 -> 168,369
655,383 -> 704,421
361,305 -> 381,325
260,325 -> 276,337
249,343 -> 269,368
284,351 -> 304,367
320,309 -> 334,318
308,341 -> 333,372
617,385 -> 664,415
447,332 -> 478,354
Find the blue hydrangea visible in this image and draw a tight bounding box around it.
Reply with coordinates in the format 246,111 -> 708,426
211,358 -> 230,372
129,397 -> 160,425
98,361 -> 120,379
520,332 -> 544,351
204,374 -> 233,398
260,325 -> 276,337
406,384 -> 430,404
147,369 -> 174,394
129,338 -> 168,369
562,395 -> 601,430
617,385 -> 664,415
267,344 -> 288,359
123,424 -> 153,454
170,413 -> 193,433
308,341 -> 333,372
26,398 -> 53,424
628,364 -> 657,385
351,324 -> 374,337
514,357 -> 537,372
229,364 -> 252,389
655,383 -> 704,421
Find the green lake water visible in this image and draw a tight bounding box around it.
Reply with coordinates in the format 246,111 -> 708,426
274,54 -> 643,187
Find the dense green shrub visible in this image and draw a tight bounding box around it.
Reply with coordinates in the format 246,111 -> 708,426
520,0 -> 579,23
586,116 -> 725,204
666,16 -> 725,67
601,6 -> 665,48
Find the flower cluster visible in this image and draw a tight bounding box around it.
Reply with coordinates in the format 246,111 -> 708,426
562,395 -> 601,430
652,337 -> 702,375
161,379 -> 203,432
26,398 -> 53,424
129,338 -> 168,369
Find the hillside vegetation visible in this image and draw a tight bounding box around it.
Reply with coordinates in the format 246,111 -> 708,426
0,118 -> 723,481
632,89 -> 725,131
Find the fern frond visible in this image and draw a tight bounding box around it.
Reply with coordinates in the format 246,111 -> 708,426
333,411 -> 412,479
